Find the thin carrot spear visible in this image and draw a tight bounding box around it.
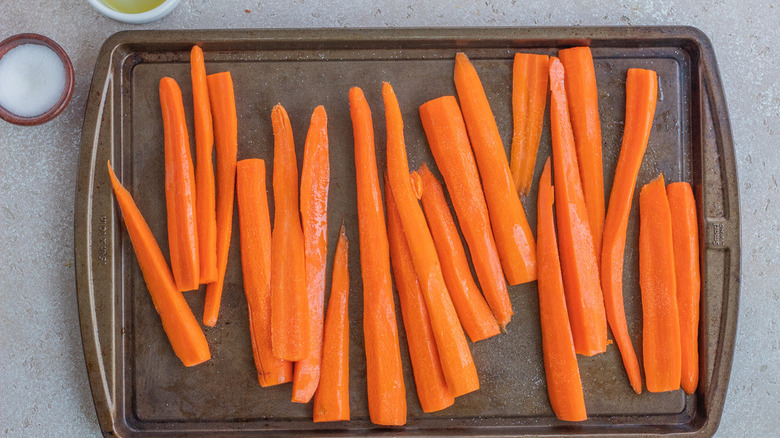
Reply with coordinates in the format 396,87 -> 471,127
313,224 -> 350,422
293,105 -> 330,403
190,45 -> 218,284
349,87 -> 406,425
107,162 -> 210,367
203,72 -> 238,327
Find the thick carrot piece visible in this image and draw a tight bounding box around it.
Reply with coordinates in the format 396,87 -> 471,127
313,225 -> 350,422
349,87 -> 406,425
107,162 -> 210,367
667,182 -> 700,395
510,53 -> 549,198
383,83 -> 478,398
537,158 -> 587,422
269,104 -> 309,362
454,52 -> 537,285
293,105 -> 330,403
600,68 -> 658,393
203,72 -> 238,327
548,57 -> 607,357
159,77 -> 200,292
419,96 -> 512,330
639,174 -> 681,393
386,179 -> 454,413
417,164 -> 501,339
559,47 -> 605,261
190,46 -> 218,284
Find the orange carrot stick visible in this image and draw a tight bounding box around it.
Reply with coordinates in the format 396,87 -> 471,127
159,77 -> 200,292
454,52 -> 537,285
419,96 -> 512,329
203,72 -> 238,327
667,182 -> 700,395
383,82 -> 478,398
639,174 -> 681,393
559,47 -> 605,261
510,53 -> 549,198
190,46 -> 218,284
386,176 -> 454,413
536,158 -> 587,422
548,57 -> 607,357
107,162 -> 210,367
293,105 -> 330,403
236,159 -> 293,386
313,224 -> 350,422
269,104 -> 309,362
349,87 -> 406,425
417,164 -> 501,340
600,67 -> 658,393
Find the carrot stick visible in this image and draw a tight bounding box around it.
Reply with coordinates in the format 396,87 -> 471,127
600,68 -> 658,393
548,57 -> 607,357
536,158 -> 587,422
313,224 -> 350,422
382,82 -> 478,398
386,176 -> 454,413
236,159 -> 293,387
293,105 -> 330,403
453,52 -> 537,285
203,72 -> 238,327
190,46 -> 218,284
348,87 -> 406,425
269,104 -> 309,362
559,47 -> 605,261
419,96 -> 512,330
417,164 -> 501,339
159,77 -> 200,292
510,53 -> 549,198
667,182 -> 700,395
107,162 -> 210,367
639,174 -> 681,393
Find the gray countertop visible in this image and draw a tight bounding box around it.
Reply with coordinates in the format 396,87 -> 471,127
0,0 -> 776,436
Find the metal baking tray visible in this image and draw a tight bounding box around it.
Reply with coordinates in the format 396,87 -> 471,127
75,27 -> 739,437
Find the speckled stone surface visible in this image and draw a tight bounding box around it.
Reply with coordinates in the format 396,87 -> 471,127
0,1 -> 776,436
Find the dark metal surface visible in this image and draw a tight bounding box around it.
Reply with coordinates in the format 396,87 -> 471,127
74,27 -> 739,437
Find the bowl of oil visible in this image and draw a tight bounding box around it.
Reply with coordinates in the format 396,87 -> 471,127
86,0 -> 181,24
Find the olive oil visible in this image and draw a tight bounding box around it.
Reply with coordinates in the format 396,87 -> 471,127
102,0 -> 166,14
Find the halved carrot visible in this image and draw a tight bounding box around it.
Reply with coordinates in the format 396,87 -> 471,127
548,57 -> 607,357
559,47 -> 605,261
236,159 -> 292,387
383,82 -> 478,398
639,174 -> 681,393
453,52 -> 537,285
107,162 -> 210,367
349,87 -> 406,425
313,224 -> 350,422
203,72 -> 238,327
387,177 -> 454,413
419,96 -> 512,329
417,164 -> 501,339
190,45 -> 218,284
536,158 -> 587,422
510,53 -> 549,198
667,182 -> 700,395
159,77 -> 200,292
270,104 -> 309,362
293,105 -> 330,403
600,67 -> 658,393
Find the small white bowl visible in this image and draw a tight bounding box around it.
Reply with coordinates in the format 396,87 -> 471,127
86,0 -> 181,24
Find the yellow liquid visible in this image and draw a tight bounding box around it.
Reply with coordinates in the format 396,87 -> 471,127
102,0 -> 166,14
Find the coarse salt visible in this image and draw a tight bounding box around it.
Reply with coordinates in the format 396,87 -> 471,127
0,43 -> 67,118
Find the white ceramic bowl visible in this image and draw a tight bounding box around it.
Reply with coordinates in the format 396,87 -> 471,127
86,0 -> 181,24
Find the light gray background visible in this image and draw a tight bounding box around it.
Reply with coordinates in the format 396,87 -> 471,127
0,0 -> 776,436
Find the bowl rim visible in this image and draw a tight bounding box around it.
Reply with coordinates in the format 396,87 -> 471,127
85,0 -> 181,24
0,33 -> 75,126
